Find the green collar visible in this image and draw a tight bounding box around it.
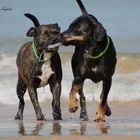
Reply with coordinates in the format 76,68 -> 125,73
32,40 -> 50,63
84,36 -> 110,60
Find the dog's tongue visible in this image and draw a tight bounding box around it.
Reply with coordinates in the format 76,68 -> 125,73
48,43 -> 62,49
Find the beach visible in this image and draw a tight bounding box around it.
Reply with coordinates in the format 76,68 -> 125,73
1,136 -> 140,140
0,100 -> 140,138
0,51 -> 140,139
0,0 -> 140,139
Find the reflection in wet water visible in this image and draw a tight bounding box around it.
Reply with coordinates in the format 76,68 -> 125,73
96,123 -> 110,134
18,121 -> 44,136
51,122 -> 61,135
17,120 -> 110,136
17,120 -> 62,136
80,122 -> 87,135
18,121 -> 25,135
69,121 -> 109,135
32,121 -> 44,135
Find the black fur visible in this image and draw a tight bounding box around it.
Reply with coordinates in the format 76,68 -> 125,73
49,1 -> 117,122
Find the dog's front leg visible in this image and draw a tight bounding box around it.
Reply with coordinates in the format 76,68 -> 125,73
95,78 -> 112,122
50,81 -> 62,120
69,78 -> 83,113
28,86 -> 45,120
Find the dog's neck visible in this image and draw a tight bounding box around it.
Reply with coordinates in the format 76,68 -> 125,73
84,36 -> 110,60
32,40 -> 53,63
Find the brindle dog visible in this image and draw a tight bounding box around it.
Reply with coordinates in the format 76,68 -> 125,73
49,0 -> 117,122
15,13 -> 62,121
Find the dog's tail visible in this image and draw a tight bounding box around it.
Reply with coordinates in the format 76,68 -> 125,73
24,13 -> 40,27
76,0 -> 88,15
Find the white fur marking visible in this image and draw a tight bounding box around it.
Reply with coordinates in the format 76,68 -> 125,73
38,53 -> 54,87
92,67 -> 98,73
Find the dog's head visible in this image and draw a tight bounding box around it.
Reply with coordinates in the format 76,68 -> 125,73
25,13 -> 61,52
64,15 -> 106,45
49,14 -> 106,47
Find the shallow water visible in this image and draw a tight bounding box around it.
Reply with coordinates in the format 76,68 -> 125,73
0,52 -> 140,104
0,101 -> 140,136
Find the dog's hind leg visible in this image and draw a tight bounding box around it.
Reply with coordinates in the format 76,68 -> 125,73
15,76 -> 26,120
28,86 -> 45,120
95,78 -> 112,122
78,87 -> 89,121
50,81 -> 62,120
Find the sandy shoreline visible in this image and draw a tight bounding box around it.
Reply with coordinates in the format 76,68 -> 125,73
0,99 -> 140,138
0,135 -> 140,140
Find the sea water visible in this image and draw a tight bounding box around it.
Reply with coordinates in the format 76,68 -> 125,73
0,0 -> 140,105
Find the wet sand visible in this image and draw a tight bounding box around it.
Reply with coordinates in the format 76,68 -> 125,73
0,135 -> 140,140
0,99 -> 140,139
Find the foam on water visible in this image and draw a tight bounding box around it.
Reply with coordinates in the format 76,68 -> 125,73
0,53 -> 140,105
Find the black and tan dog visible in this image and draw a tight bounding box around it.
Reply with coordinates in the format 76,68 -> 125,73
15,13 -> 62,121
49,0 -> 117,122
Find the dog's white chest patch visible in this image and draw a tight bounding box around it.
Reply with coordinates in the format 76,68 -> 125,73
92,67 -> 98,73
38,53 -> 54,87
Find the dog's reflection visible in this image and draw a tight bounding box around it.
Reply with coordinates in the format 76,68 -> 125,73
17,120 -> 109,136
18,120 -> 25,135
96,122 -> 110,134
51,121 -> 61,135
17,120 -> 61,136
69,121 -> 109,135
18,120 -> 44,136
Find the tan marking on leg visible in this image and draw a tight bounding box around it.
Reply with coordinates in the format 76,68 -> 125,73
95,102 -> 105,122
100,95 -> 111,116
69,85 -> 80,113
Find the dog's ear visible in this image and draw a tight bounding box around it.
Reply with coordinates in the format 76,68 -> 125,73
90,18 -> 106,42
94,23 -> 106,42
26,27 -> 37,37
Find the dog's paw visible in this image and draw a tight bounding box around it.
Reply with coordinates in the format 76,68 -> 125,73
36,114 -> 46,121
94,105 -> 105,122
69,106 -> 78,113
80,115 -> 89,121
15,114 -> 23,120
80,112 -> 89,121
69,98 -> 78,113
53,112 -> 62,120
94,114 -> 105,122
